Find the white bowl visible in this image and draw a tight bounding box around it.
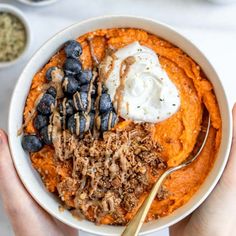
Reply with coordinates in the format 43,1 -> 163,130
16,0 -> 60,7
8,16 -> 232,235
0,4 -> 31,68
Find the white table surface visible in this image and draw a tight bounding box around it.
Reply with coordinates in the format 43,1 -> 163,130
0,0 -> 236,235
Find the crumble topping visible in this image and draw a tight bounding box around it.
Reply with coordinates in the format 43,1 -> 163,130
56,124 -> 167,224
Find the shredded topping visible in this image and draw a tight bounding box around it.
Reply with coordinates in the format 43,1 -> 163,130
56,124 -> 167,224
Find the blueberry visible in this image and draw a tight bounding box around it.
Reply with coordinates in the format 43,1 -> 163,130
99,93 -> 113,113
37,94 -> 55,115
34,114 -> 48,130
67,113 -> 94,135
64,40 -> 82,59
76,70 -> 92,85
46,86 -> 57,98
62,76 -> 79,94
64,58 -> 82,76
73,91 -> 88,112
46,67 -> 56,81
59,99 -> 74,116
97,111 -> 117,132
82,113 -> 95,132
79,114 -> 86,134
80,83 -> 96,95
67,115 -> 76,134
46,67 -> 64,82
67,113 -> 85,135
22,135 -> 43,152
40,126 -> 52,145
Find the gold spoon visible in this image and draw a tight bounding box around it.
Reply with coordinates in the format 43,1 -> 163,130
122,114 -> 211,236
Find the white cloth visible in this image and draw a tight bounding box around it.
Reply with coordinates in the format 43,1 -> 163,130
0,0 -> 236,235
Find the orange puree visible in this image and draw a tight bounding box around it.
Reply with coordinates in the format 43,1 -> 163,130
23,28 -> 221,224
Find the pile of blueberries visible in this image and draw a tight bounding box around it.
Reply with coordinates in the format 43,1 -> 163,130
22,40 -> 117,153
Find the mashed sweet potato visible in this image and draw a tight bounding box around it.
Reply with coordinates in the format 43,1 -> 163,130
23,28 -> 221,224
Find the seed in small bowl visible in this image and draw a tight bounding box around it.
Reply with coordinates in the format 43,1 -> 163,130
0,12 -> 27,62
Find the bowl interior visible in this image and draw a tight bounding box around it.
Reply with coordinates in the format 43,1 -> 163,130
8,16 -> 232,236
0,4 -> 31,68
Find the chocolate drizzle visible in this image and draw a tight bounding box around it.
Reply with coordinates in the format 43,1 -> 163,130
94,80 -> 103,136
51,67 -> 64,81
86,70 -> 98,114
84,114 -> 91,132
99,53 -> 117,82
114,56 -> 136,115
87,37 -> 99,66
74,113 -> 80,136
50,68 -> 64,98
61,98 -> 67,128
17,92 -> 45,135
62,77 -> 69,94
73,92 -> 82,111
50,110 -> 63,160
107,111 -> 113,130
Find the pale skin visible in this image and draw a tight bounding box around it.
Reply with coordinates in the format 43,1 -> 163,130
1,105 -> 236,236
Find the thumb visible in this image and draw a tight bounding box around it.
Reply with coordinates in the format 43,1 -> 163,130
221,103 -> 236,188
0,129 -> 58,236
184,104 -> 236,236
170,104 -> 236,236
0,128 -> 51,214
0,129 -> 28,204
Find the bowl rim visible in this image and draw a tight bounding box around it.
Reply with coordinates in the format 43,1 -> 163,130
16,0 -> 60,7
8,15 -> 232,235
0,3 -> 31,68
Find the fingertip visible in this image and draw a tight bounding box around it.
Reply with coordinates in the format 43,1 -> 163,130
0,129 -> 12,169
232,104 -> 236,142
223,103 -> 236,181
233,103 -> 236,117
0,129 -> 8,145
0,129 -> 25,201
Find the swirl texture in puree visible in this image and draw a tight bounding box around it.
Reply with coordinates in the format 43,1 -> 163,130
24,28 -> 221,223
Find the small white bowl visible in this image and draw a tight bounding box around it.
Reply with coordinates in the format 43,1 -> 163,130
8,16 -> 232,235
16,0 -> 60,7
0,4 -> 31,68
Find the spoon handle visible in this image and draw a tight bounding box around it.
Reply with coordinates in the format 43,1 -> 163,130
121,168 -> 174,236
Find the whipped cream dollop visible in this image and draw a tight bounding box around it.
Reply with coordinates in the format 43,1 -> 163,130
101,41 -> 180,123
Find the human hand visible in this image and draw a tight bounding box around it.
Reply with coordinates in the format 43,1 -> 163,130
170,104 -> 236,236
0,130 -> 78,236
